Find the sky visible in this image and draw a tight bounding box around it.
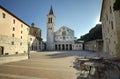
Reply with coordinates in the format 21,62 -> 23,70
0,0 -> 102,41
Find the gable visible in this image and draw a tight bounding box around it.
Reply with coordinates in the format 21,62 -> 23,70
55,26 -> 74,36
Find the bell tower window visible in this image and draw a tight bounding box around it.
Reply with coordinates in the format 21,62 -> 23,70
48,18 -> 52,23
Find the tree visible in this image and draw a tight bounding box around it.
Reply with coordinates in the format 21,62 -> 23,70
79,24 -> 102,42
113,0 -> 120,11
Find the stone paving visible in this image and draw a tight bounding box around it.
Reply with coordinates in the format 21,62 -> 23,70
0,51 -> 112,79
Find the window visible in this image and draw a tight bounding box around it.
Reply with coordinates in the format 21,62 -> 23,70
79,45 -> 81,47
62,31 -> 66,36
63,36 -> 65,40
27,28 -> 29,31
21,36 -> 22,39
13,27 -> 15,31
48,18 -> 52,23
51,18 -> 52,23
111,21 -> 114,29
2,13 -> 6,18
13,19 -> 15,24
20,42 -> 22,46
21,31 -> 23,34
21,24 -> 23,28
110,6 -> 112,14
12,34 -> 14,37
114,41 -> 116,44
48,18 -> 50,23
11,41 -> 14,45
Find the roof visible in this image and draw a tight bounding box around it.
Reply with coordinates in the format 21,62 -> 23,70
0,5 -> 30,27
55,26 -> 74,33
49,6 -> 54,15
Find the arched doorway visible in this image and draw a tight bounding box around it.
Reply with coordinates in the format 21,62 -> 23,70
0,46 -> 4,55
59,44 -> 61,50
70,44 -> 72,50
55,44 -> 57,50
66,44 -> 68,50
62,44 -> 65,50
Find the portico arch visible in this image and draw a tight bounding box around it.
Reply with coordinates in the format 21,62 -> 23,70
66,44 -> 68,50
59,44 -> 61,50
55,44 -> 57,50
70,44 -> 72,50
62,44 -> 65,50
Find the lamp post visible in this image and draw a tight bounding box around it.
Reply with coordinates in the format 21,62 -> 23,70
28,42 -> 30,59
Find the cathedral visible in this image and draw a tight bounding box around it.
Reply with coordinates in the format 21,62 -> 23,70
46,6 -> 83,51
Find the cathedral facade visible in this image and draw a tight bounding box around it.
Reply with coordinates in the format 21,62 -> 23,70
46,6 -> 83,51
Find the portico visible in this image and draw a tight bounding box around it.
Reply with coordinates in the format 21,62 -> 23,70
55,44 -> 72,51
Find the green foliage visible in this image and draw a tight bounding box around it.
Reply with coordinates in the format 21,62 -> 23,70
79,24 -> 102,42
113,0 -> 120,11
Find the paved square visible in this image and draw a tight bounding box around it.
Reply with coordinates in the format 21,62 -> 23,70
0,51 -> 106,79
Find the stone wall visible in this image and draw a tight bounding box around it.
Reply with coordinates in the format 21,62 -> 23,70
84,39 -> 103,52
29,35 -> 41,51
72,43 -> 83,50
0,55 -> 28,64
0,35 -> 28,55
115,11 -> 120,57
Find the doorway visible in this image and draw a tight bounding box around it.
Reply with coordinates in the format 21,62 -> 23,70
0,46 -> 4,55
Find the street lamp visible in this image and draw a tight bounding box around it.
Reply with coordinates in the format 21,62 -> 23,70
28,42 -> 30,59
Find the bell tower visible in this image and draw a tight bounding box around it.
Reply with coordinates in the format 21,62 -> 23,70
46,6 -> 55,50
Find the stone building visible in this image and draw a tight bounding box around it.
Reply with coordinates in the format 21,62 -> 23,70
0,6 -> 30,55
100,0 -> 120,57
0,6 -> 43,55
84,39 -> 103,52
29,23 -> 43,51
46,6 -> 83,51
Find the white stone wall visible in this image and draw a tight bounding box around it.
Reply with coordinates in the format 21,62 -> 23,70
55,26 -> 75,42
47,14 -> 55,50
47,28 -> 54,50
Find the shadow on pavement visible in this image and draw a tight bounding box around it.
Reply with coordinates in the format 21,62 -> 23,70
45,51 -> 94,58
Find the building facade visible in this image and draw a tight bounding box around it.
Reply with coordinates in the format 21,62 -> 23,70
29,23 -> 43,51
0,6 -> 30,55
0,6 -> 43,55
46,6 -> 83,51
100,0 -> 120,57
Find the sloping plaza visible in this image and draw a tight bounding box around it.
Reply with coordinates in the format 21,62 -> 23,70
0,51 -> 107,79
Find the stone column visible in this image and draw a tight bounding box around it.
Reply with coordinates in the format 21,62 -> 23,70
68,44 -> 70,50
65,44 -> 66,50
60,44 -> 62,51
57,44 -> 58,50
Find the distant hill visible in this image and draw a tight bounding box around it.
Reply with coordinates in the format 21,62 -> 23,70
78,24 -> 102,42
